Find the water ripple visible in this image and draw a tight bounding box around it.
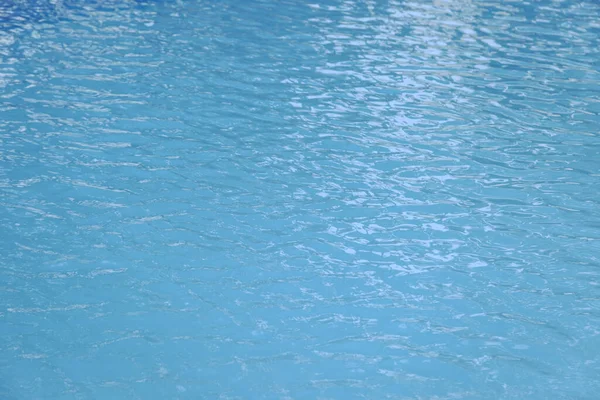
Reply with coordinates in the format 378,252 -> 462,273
1,0 -> 600,399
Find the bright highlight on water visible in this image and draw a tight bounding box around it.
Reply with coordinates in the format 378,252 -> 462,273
1,0 -> 599,399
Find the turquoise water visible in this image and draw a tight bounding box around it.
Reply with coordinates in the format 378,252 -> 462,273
1,0 -> 600,398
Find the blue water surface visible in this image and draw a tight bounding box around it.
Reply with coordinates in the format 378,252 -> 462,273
1,0 -> 600,399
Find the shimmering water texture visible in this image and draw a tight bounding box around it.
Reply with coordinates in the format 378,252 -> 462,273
1,0 -> 600,399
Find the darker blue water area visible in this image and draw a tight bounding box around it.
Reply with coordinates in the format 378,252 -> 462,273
1,0 -> 600,399
0,0 -> 164,27
0,0 -> 65,25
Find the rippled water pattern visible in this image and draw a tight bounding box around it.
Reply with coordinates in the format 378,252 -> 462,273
1,0 -> 600,398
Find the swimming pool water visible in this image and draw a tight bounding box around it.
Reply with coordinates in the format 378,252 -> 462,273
1,0 -> 600,398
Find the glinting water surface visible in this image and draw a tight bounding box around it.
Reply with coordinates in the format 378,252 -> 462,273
1,0 -> 600,399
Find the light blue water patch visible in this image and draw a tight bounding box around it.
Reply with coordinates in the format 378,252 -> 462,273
1,0 -> 600,399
